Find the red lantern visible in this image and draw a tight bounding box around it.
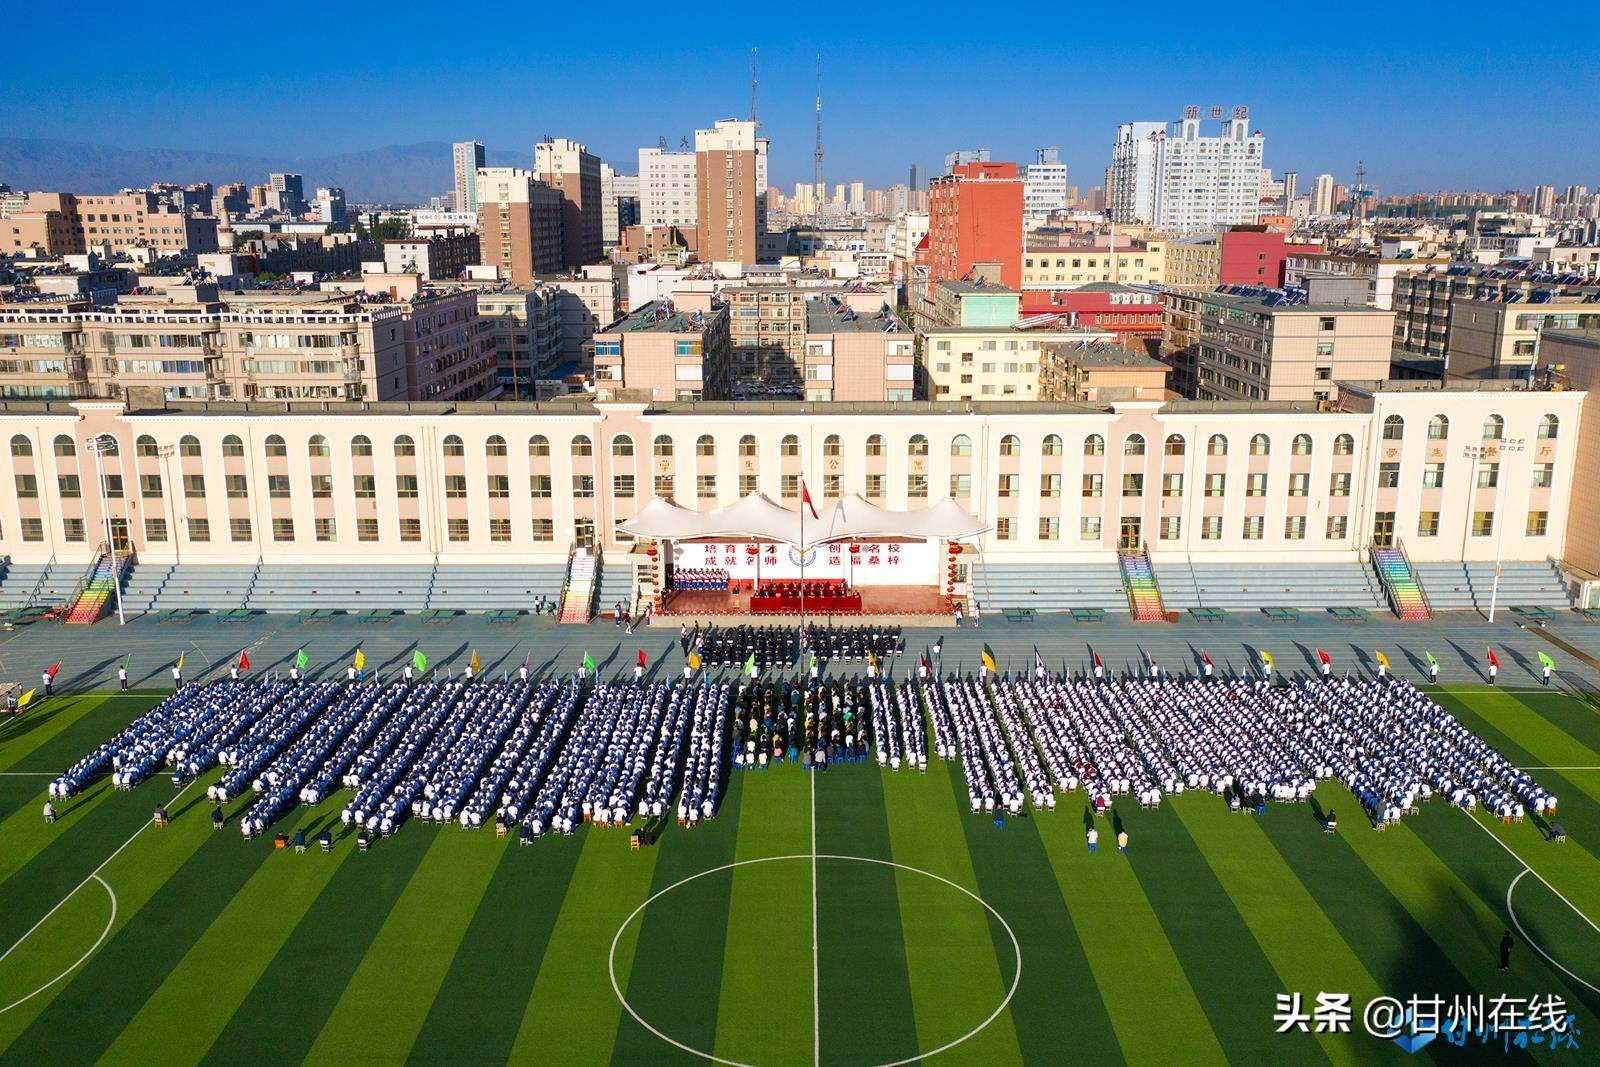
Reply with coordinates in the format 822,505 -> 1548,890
849,544 -> 860,554
949,544 -> 962,555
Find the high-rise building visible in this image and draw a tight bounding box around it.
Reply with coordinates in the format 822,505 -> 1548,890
315,187 -> 347,228
1108,108 -> 1263,233
1532,184 -> 1556,216
268,173 -> 306,216
908,163 -> 920,190
695,118 -> 762,263
927,161 -> 1024,291
534,137 -> 603,268
1311,173 -> 1336,216
1280,171 -> 1298,213
452,141 -> 486,216
1022,146 -> 1068,222
475,167 -> 564,282
637,145 -> 697,228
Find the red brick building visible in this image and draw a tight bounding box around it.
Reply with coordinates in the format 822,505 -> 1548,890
927,162 -> 1023,294
1218,226 -> 1324,287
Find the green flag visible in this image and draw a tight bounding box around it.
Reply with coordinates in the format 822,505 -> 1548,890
411,649 -> 427,672
1424,651 -> 1438,668
122,652 -> 132,671
1538,651 -> 1555,670
808,651 -> 817,673
294,648 -> 309,670
744,652 -> 757,677
582,650 -> 596,674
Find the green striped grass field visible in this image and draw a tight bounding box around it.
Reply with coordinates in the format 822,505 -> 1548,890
0,684 -> 1596,1065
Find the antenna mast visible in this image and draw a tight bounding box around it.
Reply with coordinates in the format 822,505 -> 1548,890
749,47 -> 759,126
813,53 -> 824,229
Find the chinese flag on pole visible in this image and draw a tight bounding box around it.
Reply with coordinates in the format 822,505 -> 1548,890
800,479 -> 818,520
237,650 -> 250,672
1316,648 -> 1331,666
1487,647 -> 1500,670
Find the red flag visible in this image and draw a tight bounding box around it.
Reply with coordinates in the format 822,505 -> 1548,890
800,479 -> 819,520
45,661 -> 60,679
919,652 -> 930,671
637,648 -> 647,667
1092,650 -> 1103,669
1316,648 -> 1331,666
1487,647 -> 1499,669
237,650 -> 250,671
1201,650 -> 1213,667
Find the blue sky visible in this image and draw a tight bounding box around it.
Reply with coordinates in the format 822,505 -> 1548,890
6,1 -> 1598,195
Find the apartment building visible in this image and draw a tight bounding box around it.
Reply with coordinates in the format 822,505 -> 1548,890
927,161 -> 1024,291
13,192 -> 219,256
0,283 -> 495,404
535,137 -> 603,268
1283,244 -> 1452,310
1021,241 -> 1166,290
380,231 -> 481,279
1392,266 -> 1600,378
1039,338 -> 1170,402
1023,283 -> 1164,355
638,146 -> 697,228
453,141 -> 486,215
695,119 -> 763,264
473,286 -> 558,397
1109,108 -> 1263,233
590,293 -> 730,402
541,265 -> 622,362
475,168 -> 564,282
1163,287 -> 1393,402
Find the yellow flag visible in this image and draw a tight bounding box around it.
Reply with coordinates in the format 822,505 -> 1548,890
1375,650 -> 1390,669
980,646 -> 997,673
17,688 -> 35,708
687,649 -> 702,670
353,648 -> 366,671
469,649 -> 480,672
1259,649 -> 1274,668
176,652 -> 185,670
866,649 -> 877,669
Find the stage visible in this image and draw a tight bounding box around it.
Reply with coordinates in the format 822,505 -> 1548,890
660,584 -> 951,620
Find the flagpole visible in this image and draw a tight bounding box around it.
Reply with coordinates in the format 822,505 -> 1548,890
798,490 -> 806,669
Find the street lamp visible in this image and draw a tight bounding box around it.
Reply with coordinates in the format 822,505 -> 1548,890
157,443 -> 179,569
85,434 -> 126,627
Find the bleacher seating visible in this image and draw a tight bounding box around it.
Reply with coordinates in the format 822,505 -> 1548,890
427,565 -> 565,612
596,559 -> 636,618
0,561 -> 76,611
1414,561 -> 1572,613
246,565 -> 435,613
121,563 -> 256,614
1158,562 -> 1384,612
969,559 -> 1128,612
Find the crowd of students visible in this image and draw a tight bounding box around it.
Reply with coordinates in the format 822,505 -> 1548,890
683,623 -> 905,669
48,667 -> 1552,839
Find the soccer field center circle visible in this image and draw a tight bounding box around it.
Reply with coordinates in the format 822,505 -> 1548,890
609,853 -> 1021,1066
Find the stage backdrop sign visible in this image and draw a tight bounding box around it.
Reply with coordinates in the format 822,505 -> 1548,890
674,539 -> 937,586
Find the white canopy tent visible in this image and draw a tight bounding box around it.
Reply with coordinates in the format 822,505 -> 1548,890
616,493 -> 988,549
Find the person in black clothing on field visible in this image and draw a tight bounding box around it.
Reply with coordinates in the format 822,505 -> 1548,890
1498,930 -> 1513,972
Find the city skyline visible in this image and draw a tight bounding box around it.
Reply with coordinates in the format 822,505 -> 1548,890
5,6 -> 1598,196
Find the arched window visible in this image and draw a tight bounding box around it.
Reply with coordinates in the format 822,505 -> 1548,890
780,434 -> 801,457
1164,434 -> 1186,456
351,434 -> 373,457
1333,433 -> 1354,456
528,435 -> 549,457
866,434 -> 885,457
176,434 -> 200,458
222,434 -> 244,458
999,434 -> 1020,457
823,435 -> 841,457
570,434 -> 593,458
1427,414 -> 1449,441
611,435 -> 634,458
1124,434 -> 1146,456
53,434 -> 77,457
1382,415 -> 1404,441
950,434 -> 973,457
738,434 -> 758,458
485,434 -> 508,457
908,434 -> 928,457
1292,434 -> 1313,456
442,434 -> 464,457
394,434 -> 416,457
696,435 -> 716,458
136,434 -> 159,457
307,434 -> 330,458
1042,434 -> 1063,457
1084,434 -> 1105,457
9,435 -> 31,457
1247,434 -> 1269,456
1538,414 -> 1559,440
652,435 -> 673,458
1207,434 -> 1228,456
1482,414 -> 1504,441
265,434 -> 287,458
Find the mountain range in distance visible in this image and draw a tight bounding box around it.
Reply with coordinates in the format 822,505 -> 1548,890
0,138 -> 528,205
